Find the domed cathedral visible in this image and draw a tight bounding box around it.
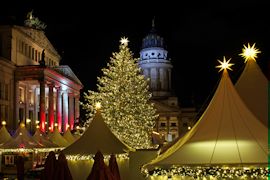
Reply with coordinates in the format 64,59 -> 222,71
0,12 -> 83,134
138,19 -> 197,142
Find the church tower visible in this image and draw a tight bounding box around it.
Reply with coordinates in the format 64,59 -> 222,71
138,19 -> 173,98
138,19 -> 197,142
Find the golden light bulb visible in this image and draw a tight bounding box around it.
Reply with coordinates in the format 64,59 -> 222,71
2,121 -> 6,126
26,119 -> 31,124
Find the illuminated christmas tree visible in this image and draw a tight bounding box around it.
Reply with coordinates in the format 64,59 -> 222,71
83,37 -> 157,149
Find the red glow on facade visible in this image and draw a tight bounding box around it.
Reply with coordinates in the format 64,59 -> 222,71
40,113 -> 46,132
49,113 -> 54,132
58,123 -> 62,132
50,123 -> 54,132
70,124 -> 74,130
65,123 -> 68,132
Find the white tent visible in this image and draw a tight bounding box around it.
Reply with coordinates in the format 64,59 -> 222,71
33,128 -> 59,148
0,125 -> 12,146
62,109 -> 133,180
144,69 -> 268,171
0,123 -> 43,149
63,109 -> 132,155
235,59 -> 268,127
63,128 -> 77,145
47,127 -> 69,147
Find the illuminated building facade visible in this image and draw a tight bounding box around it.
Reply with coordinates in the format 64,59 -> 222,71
139,22 -> 197,141
0,25 -> 83,133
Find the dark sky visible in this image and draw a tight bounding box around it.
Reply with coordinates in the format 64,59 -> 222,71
1,1 -> 270,108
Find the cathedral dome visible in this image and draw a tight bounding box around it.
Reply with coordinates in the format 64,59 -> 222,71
142,24 -> 165,49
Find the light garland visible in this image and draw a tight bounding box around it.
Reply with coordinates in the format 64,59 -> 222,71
0,148 -> 34,153
66,153 -> 129,161
0,147 -> 64,153
142,165 -> 269,179
34,147 -> 64,153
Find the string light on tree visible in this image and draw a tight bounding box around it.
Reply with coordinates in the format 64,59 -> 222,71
216,56 -> 234,72
82,37 -> 157,149
239,43 -> 261,62
95,102 -> 101,109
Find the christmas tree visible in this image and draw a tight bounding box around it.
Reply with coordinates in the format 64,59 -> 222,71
82,37 -> 157,149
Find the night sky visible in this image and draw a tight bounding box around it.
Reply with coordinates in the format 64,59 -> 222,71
1,2 -> 269,109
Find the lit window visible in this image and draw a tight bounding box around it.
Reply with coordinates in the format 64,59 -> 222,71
160,122 -> 166,127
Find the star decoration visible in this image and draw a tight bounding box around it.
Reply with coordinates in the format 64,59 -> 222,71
239,43 -> 261,63
95,102 -> 101,109
216,56 -> 234,72
120,37 -> 129,46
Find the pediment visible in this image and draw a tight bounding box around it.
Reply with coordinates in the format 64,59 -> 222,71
54,65 -> 82,85
15,26 -> 60,58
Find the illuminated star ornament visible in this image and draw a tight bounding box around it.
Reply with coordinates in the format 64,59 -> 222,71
216,56 -> 234,72
95,102 -> 101,109
239,43 -> 261,63
120,37 -> 129,46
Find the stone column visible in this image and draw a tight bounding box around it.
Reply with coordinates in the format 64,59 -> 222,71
74,95 -> 80,125
168,69 -> 172,90
48,84 -> 54,132
32,87 -> 39,130
62,91 -> 68,132
56,87 -> 62,132
160,68 -> 168,91
14,81 -> 19,129
25,85 -> 29,122
150,68 -> 158,90
39,79 -> 46,132
68,92 -> 74,130
34,87 -> 39,129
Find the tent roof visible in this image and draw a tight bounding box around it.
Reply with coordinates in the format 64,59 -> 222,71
48,128 -> 70,147
0,126 -> 12,145
0,124 -> 43,149
33,129 -> 59,148
63,109 -> 132,155
145,70 -> 268,170
13,123 -> 32,138
63,128 -> 76,144
235,60 -> 268,126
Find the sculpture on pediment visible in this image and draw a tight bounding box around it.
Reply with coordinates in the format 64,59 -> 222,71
24,10 -> 47,30
39,49 -> 46,67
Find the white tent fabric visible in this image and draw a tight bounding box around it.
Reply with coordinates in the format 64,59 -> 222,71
48,128 -> 69,147
0,125 -> 12,145
0,124 -> 43,149
63,109 -> 132,155
63,128 -> 77,144
13,123 -> 33,138
235,60 -> 268,127
144,70 -> 268,170
33,128 -> 59,148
